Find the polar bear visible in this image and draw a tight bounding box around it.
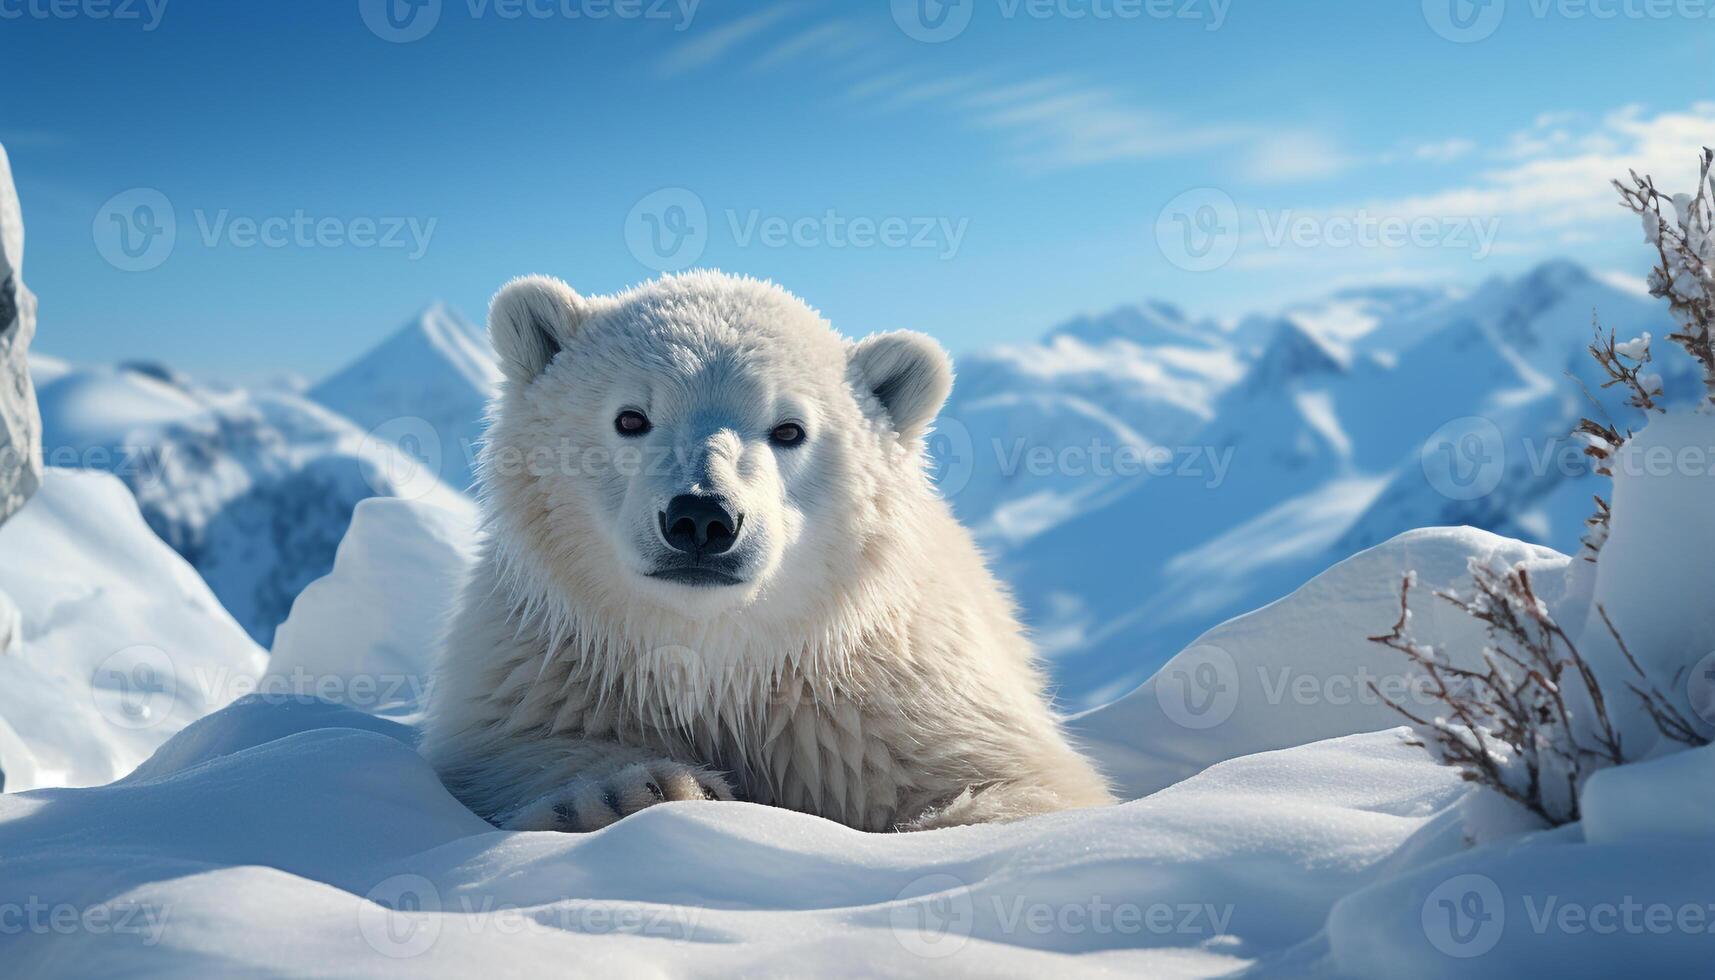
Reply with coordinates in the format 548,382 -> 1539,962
419,270 -> 1113,832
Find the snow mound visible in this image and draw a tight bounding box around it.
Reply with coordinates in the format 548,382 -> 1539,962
0,469 -> 266,791
268,493 -> 478,719
1070,525 -> 1566,797
0,695 -> 1465,975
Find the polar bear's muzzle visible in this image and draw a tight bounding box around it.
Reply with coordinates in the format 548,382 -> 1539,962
645,493 -> 750,587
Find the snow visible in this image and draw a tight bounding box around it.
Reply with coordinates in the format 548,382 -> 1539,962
0,469 -> 266,791
6,254 -> 1712,975
0,695 -> 1470,976
35,362 -> 466,647
956,261 -> 1686,708
267,494 -> 478,720
307,302 -> 500,495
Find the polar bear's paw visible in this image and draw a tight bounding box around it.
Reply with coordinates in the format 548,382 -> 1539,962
496,760 -> 735,832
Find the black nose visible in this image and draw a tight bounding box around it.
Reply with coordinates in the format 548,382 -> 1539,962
660,495 -> 743,555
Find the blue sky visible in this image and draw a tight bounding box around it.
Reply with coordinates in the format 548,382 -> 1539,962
3,0 -> 1712,380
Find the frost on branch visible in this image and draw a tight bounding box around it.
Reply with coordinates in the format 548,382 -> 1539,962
1369,566 -> 1706,827
1613,147 -> 1715,404
1370,150 -> 1715,827
1368,565 -> 1628,826
1578,149 -> 1715,559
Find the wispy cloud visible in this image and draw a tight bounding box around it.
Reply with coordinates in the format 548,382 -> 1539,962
1413,138 -> 1476,164
1239,131 -> 1356,183
654,4 -> 800,79
749,20 -> 854,72
955,78 -> 1251,172
1371,102 -> 1715,229
1217,102 -> 1715,280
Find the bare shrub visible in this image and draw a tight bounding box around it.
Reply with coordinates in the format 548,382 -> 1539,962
1369,150 -> 1715,826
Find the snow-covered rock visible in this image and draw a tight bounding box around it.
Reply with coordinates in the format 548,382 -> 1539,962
0,469 -> 267,791
0,142 -> 41,525
307,302 -> 499,495
36,364 -> 466,646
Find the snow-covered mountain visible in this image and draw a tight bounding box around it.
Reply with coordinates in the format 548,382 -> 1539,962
24,262 -> 1671,706
35,364 -> 466,647
307,302 -> 499,495
935,260 -> 1680,708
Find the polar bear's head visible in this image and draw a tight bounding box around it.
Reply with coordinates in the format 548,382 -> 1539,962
479,271 -> 952,626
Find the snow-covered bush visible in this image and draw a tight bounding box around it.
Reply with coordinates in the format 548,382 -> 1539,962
1370,150 -> 1715,828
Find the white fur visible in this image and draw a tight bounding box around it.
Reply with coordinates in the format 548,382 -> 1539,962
419,270 -> 1113,832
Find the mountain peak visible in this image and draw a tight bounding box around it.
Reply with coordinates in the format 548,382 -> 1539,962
306,303 -> 498,492
1047,300 -> 1211,347
1241,318 -> 1347,393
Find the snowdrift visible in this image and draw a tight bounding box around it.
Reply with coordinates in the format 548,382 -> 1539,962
0,469 -> 266,791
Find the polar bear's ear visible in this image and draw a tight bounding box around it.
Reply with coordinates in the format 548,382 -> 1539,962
848,331 -> 953,442
488,275 -> 591,385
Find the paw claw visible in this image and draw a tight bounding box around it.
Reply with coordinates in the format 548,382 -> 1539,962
500,758 -> 733,833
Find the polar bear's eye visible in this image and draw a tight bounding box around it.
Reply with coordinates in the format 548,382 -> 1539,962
769,422 -> 806,448
614,410 -> 652,437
